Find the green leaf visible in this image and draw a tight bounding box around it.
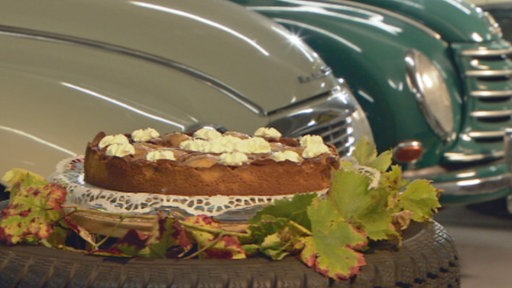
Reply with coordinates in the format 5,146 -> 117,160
382,165 -> 409,197
247,214 -> 311,260
250,193 -> 315,229
302,199 -> 367,280
248,214 -> 294,244
328,169 -> 399,241
259,233 -> 290,260
351,137 -> 377,165
329,170 -> 374,218
368,150 -> 393,172
397,179 -> 441,222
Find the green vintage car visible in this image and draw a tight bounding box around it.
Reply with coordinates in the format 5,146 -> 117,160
235,0 -> 512,208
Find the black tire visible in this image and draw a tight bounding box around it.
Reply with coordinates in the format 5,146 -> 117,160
0,221 -> 459,288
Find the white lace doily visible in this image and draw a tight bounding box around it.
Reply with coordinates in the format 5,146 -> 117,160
49,157 -> 327,221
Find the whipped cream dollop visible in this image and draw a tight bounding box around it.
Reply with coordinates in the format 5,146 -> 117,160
218,152 -> 249,166
179,135 -> 271,154
98,126 -> 330,162
132,128 -> 160,142
193,127 -> 222,140
254,127 -> 282,139
300,135 -> 330,158
271,150 -> 302,163
105,143 -> 135,157
146,149 -> 176,161
98,134 -> 130,149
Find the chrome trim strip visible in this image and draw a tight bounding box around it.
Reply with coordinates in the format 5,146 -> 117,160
444,150 -> 504,161
0,24 -> 267,116
505,128 -> 512,172
470,90 -> 512,98
403,163 -> 512,198
461,47 -> 512,56
434,173 -> 512,197
466,69 -> 512,77
467,131 -> 506,138
470,110 -> 512,118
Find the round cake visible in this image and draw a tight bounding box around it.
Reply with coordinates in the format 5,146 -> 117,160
83,127 -> 339,196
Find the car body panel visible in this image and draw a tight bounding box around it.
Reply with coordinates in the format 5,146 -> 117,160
351,0 -> 501,42
0,0 -> 338,112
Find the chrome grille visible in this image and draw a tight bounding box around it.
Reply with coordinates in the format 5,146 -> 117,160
267,87 -> 366,158
453,41 -> 512,151
290,116 -> 355,156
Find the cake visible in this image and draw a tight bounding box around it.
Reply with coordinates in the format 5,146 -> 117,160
83,127 -> 339,196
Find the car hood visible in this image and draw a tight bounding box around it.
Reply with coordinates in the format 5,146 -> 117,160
0,0 -> 345,177
349,0 -> 502,42
0,0 -> 337,113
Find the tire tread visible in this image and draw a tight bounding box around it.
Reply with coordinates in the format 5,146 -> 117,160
0,222 -> 459,288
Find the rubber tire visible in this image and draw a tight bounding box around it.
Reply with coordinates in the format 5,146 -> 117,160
0,221 -> 459,288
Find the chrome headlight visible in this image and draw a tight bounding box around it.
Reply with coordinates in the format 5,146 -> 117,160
405,49 -> 454,141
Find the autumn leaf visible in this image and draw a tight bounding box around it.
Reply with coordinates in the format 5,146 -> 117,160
91,229 -> 151,257
178,215 -> 247,259
142,216 -> 179,258
0,170 -> 67,245
301,198 -> 367,280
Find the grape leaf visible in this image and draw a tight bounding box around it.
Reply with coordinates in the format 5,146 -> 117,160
368,150 -> 393,173
382,165 -> 410,199
93,229 -> 151,257
250,193 -> 315,229
178,215 -> 246,259
0,170 -> 67,245
301,198 -> 367,280
2,168 -> 47,199
397,179 -> 441,222
328,168 -> 398,241
248,214 -> 311,260
142,216 -> 179,258
351,137 -> 377,165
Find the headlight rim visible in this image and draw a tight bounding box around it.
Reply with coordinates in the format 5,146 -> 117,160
405,49 -> 454,142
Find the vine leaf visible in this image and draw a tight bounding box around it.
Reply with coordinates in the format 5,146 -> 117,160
0,170 -> 66,244
329,170 -> 397,241
397,179 -> 441,222
301,198 -> 367,280
178,215 -> 246,259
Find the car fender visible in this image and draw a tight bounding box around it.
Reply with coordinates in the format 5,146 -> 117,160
352,0 -> 502,42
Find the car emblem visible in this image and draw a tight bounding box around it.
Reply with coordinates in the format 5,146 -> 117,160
298,66 -> 332,83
